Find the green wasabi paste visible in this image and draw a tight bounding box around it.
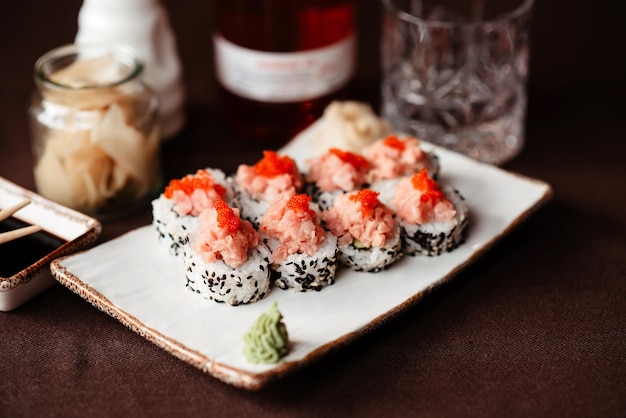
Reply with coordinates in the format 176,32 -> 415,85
243,302 -> 289,364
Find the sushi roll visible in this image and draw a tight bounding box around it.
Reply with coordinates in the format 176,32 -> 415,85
364,135 -> 439,206
260,194 -> 338,292
392,169 -> 469,256
323,189 -> 403,273
305,148 -> 370,210
364,135 -> 440,180
152,168 -> 236,257
183,199 -> 271,306
233,150 -> 303,226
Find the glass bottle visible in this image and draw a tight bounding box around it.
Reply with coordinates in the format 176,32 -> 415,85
28,44 -> 162,219
214,0 -> 357,147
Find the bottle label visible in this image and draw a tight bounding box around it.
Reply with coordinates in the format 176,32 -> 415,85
214,34 -> 355,103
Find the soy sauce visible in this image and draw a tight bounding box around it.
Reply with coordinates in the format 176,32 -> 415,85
0,217 -> 66,278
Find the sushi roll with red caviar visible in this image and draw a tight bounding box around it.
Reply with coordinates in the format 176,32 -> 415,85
323,189 -> 402,272
364,135 -> 439,206
305,148 -> 370,210
183,199 -> 271,306
260,194 -> 338,292
152,169 -> 237,257
234,150 -> 304,226
392,169 -> 468,256
364,135 -> 439,181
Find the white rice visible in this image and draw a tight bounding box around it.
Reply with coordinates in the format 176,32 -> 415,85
336,224 -> 403,273
232,183 -> 268,227
304,182 -> 343,211
398,186 -> 469,256
265,233 -> 339,292
182,235 -> 272,306
152,195 -> 198,258
368,178 -> 398,208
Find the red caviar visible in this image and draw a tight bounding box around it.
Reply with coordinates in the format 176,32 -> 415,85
382,135 -> 406,152
214,199 -> 240,233
164,170 -> 226,199
349,189 -> 381,217
411,169 -> 445,204
286,194 -> 315,218
329,148 -> 369,170
253,150 -> 298,178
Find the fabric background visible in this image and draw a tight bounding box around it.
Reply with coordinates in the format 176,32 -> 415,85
1,0 -> 625,416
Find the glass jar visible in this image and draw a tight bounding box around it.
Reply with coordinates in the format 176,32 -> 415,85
28,44 -> 162,219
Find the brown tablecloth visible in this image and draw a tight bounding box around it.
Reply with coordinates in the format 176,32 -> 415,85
1,1 -> 625,416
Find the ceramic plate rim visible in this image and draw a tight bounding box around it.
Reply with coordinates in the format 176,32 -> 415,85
50,125 -> 553,389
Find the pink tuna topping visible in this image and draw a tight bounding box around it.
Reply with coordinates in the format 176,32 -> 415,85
363,135 -> 430,182
235,151 -> 303,203
260,194 -> 326,262
192,199 -> 261,268
323,189 -> 395,248
164,170 -> 227,216
392,169 -> 456,224
306,148 -> 370,192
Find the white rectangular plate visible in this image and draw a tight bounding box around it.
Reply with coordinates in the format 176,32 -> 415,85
51,122 -> 552,389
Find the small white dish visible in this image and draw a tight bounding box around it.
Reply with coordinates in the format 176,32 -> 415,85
50,122 -> 552,389
0,177 -> 101,311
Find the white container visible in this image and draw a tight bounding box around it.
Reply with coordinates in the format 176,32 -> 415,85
75,0 -> 186,140
0,177 -> 101,311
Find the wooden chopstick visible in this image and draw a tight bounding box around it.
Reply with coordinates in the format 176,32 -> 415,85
0,199 -> 44,244
0,199 -> 32,222
0,224 -> 43,245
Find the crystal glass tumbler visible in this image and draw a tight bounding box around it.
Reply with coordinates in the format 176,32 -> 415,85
381,0 -> 534,165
